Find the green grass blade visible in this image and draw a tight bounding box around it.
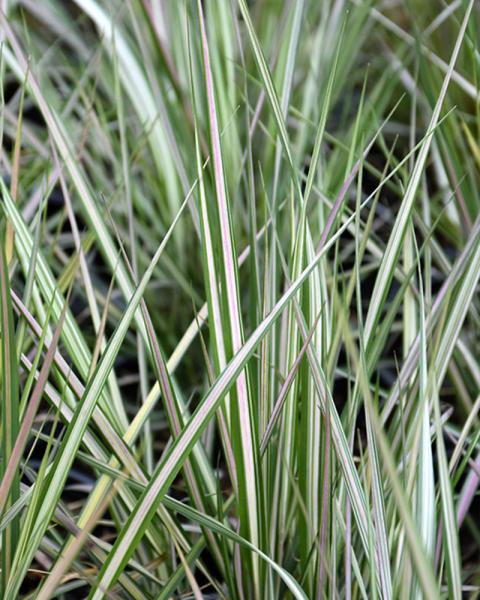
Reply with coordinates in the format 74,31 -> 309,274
0,222 -> 20,594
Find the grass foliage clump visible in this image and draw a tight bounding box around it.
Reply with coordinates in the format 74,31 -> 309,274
0,0 -> 479,598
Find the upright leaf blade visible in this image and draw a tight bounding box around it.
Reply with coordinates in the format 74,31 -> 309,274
0,222 -> 20,594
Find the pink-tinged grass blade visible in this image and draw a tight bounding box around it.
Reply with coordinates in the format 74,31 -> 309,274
196,1 -> 264,592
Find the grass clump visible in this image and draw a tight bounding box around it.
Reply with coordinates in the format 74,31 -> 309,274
0,1 -> 479,598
